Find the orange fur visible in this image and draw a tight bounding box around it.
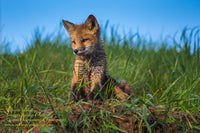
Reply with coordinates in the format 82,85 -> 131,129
63,15 -> 131,101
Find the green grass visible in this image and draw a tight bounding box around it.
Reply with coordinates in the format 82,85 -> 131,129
0,26 -> 200,132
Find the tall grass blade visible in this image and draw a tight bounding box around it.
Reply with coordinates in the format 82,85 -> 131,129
160,76 -> 182,100
143,104 -> 151,133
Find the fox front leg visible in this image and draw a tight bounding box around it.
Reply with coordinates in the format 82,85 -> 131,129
88,71 -> 104,100
71,74 -> 80,101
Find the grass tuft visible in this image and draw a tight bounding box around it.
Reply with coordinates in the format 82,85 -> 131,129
0,26 -> 200,132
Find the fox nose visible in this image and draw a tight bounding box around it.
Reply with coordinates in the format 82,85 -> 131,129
74,49 -> 78,54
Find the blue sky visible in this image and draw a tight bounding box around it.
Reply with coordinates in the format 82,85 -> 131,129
1,0 -> 200,52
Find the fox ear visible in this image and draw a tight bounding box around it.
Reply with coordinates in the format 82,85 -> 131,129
85,15 -> 99,32
62,19 -> 75,35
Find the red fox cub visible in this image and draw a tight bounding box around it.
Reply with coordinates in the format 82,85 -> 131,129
62,15 -> 131,101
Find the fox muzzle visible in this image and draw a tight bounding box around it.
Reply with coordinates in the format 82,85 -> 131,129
73,47 -> 86,55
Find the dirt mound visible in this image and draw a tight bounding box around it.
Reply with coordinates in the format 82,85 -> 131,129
60,101 -> 199,133
1,100 -> 199,132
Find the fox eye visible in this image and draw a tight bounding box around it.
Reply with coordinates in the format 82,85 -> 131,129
72,40 -> 76,44
82,39 -> 89,43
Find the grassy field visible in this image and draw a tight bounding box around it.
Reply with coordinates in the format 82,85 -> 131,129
0,26 -> 200,132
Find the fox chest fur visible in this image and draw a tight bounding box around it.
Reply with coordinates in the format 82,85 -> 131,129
74,51 -> 106,83
72,45 -> 108,100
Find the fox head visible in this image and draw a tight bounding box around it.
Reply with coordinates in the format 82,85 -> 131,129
62,15 -> 101,56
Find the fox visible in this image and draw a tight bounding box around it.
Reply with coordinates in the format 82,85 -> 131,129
62,14 -> 131,101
